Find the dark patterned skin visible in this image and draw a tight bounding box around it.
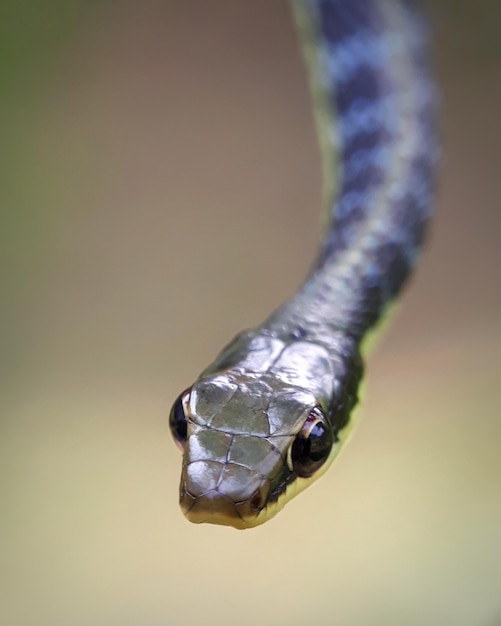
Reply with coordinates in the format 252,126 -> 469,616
170,0 -> 438,528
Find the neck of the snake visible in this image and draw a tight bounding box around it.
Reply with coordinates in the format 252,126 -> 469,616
261,0 -> 438,358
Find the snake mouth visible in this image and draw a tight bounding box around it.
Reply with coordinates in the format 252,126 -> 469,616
178,462 -> 277,530
179,487 -> 272,529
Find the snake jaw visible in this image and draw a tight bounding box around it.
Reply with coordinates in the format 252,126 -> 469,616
179,465 -> 295,530
179,481 -> 272,530
178,453 -> 276,529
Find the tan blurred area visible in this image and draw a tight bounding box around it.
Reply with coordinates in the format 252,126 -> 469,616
1,2 -> 500,625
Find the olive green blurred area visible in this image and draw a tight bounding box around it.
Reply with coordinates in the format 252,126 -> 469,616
1,1 -> 500,625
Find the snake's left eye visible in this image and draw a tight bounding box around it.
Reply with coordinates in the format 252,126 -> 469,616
169,389 -> 190,451
291,408 -> 334,478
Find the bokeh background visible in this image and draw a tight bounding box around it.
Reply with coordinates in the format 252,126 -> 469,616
1,1 -> 500,625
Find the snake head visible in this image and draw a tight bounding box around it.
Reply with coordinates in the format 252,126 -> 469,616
169,330 -> 359,529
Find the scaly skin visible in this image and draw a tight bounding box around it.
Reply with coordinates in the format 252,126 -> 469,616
170,0 -> 438,529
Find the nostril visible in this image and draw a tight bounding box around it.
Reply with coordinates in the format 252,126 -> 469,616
250,492 -> 262,512
252,480 -> 272,512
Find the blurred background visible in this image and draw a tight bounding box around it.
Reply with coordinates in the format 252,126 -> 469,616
1,1 -> 500,625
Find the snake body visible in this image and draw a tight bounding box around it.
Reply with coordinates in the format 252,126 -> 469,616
169,0 -> 438,528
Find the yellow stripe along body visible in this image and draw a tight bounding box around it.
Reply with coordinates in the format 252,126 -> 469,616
169,0 -> 438,528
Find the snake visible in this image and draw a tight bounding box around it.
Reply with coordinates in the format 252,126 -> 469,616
169,0 -> 438,529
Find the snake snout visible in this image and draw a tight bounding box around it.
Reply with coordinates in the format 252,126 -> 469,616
179,460 -> 271,529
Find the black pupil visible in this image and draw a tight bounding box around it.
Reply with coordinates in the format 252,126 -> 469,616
291,418 -> 333,478
170,394 -> 188,444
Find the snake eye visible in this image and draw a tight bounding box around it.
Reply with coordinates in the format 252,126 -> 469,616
169,389 -> 190,451
291,408 -> 334,478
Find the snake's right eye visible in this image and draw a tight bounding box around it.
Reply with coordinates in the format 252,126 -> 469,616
291,407 -> 334,478
169,389 -> 190,451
